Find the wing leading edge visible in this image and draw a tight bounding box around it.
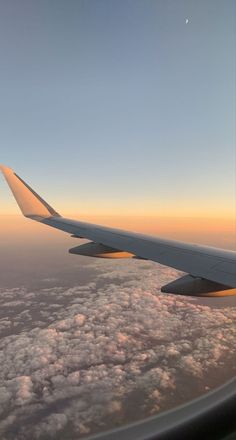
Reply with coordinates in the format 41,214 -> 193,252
1,165 -> 236,296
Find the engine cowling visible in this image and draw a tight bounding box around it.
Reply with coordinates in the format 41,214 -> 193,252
69,242 -> 134,258
161,274 -> 236,297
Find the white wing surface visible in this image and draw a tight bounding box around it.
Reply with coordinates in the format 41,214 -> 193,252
1,165 -> 235,296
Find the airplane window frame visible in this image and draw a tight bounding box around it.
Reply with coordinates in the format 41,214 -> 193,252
86,377 -> 236,440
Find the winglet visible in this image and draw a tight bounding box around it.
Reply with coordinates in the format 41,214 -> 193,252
0,165 -> 60,219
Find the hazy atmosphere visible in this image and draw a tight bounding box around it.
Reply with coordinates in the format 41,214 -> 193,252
0,1 -> 235,439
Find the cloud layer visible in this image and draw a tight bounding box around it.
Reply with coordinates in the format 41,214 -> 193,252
0,259 -> 235,439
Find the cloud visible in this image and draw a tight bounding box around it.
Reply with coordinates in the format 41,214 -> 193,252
0,260 -> 235,439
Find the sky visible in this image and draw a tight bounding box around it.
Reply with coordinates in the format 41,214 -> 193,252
0,0 -> 235,243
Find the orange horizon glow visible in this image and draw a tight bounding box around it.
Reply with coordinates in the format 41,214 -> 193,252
0,213 -> 235,250
1,204 -> 235,221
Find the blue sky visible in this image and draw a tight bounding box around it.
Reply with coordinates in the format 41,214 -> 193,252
0,0 -> 235,217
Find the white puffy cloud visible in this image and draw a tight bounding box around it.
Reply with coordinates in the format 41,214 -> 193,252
0,260 -> 235,439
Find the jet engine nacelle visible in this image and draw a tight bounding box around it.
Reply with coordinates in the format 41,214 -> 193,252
69,242 -> 134,258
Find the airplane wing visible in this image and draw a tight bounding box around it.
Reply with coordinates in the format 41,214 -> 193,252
1,165 -> 235,297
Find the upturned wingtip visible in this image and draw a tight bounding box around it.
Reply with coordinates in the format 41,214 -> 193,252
0,164 -> 13,173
